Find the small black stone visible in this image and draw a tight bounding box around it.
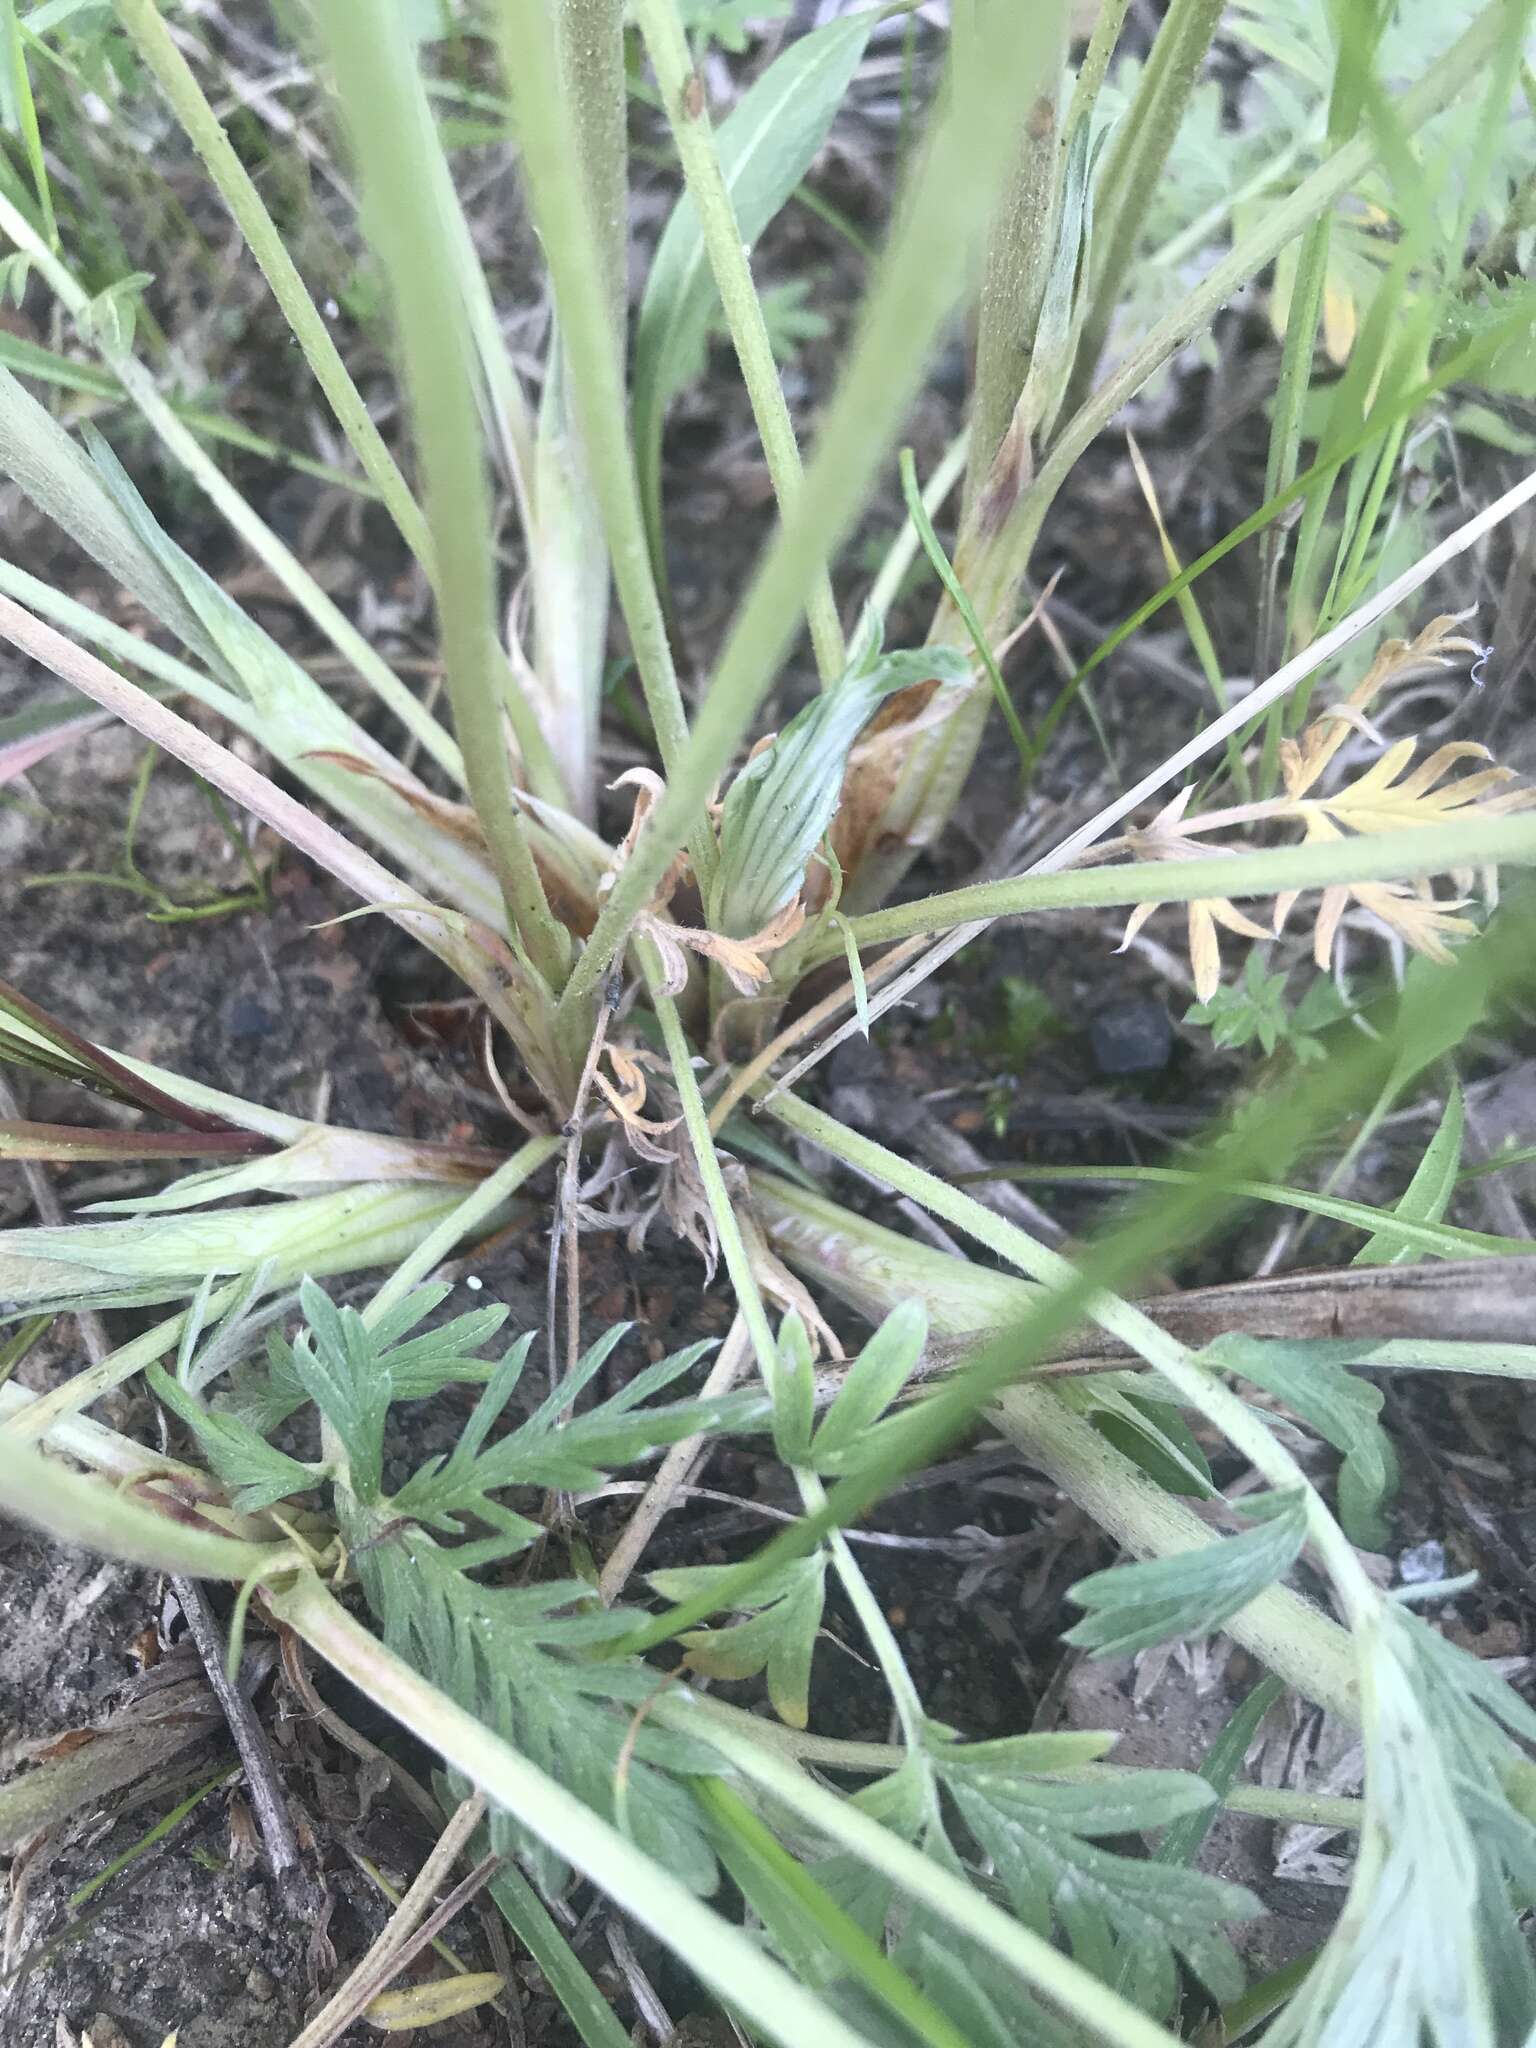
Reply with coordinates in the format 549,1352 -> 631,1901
227,996 -> 275,1039
1089,997 -> 1173,1076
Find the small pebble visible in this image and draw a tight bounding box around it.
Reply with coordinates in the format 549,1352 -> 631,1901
227,996 -> 274,1039
1398,1538 -> 1447,1585
1089,997 -> 1173,1076
464,1275 -> 483,1292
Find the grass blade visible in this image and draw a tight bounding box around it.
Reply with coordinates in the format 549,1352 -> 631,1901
113,0 -> 434,571
312,0 -> 573,1001
631,0 -> 860,680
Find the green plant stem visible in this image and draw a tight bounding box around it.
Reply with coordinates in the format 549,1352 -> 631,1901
113,0 -> 434,574
1253,216 -> 1331,688
1066,0 -> 1224,408
632,0 -> 844,683
958,9 -> 1067,529
1063,0 -> 1133,150
364,1136 -> 561,1327
2,1433 -> 293,1578
659,1702 -> 1182,2048
951,1162 -> 1526,1261
314,0 -> 572,996
648,956 -> 927,1750
696,1777 -> 971,2048
853,430 -> 969,657
963,0 -> 1515,646
682,1696 -> 1364,1827
490,0 -> 695,810
3,1295 -> 228,1445
842,811 -> 1536,949
266,1571 -> 883,2048
0,193 -> 462,782
530,0 -> 628,822
901,446 -> 1029,767
760,1094 -> 1377,1614
553,0 -> 1064,1033
0,1380 -> 286,1542
747,1169 -> 1361,1722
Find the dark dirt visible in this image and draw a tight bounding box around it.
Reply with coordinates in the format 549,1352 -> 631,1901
4,12 -> 1536,2047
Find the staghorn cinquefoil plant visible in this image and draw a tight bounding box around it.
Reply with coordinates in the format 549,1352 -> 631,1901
4,0 -> 1536,2041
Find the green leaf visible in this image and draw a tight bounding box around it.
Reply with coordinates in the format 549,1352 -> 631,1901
673,0 -> 793,56
1207,1333 -> 1396,1549
1085,1384 -> 1215,1497
811,1300 -> 927,1471
356,1531 -> 722,1899
708,644 -> 970,937
1064,1489 -> 1309,1657
288,1277 -> 392,1498
700,1776 -> 970,2048
934,1754 -> 1258,2013
923,1729 -> 1117,1773
1153,1676 -> 1283,1874
649,1553 -> 827,1728
1355,1078 -> 1464,1266
771,1310 -> 815,1464
632,8 -> 872,568
147,1361 -> 317,1513
392,1327 -> 765,1539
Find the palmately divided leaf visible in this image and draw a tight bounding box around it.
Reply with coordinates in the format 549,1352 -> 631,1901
147,1361 -> 317,1513
648,1553 -> 827,1729
811,1299 -> 927,1471
934,1755 -> 1258,2012
1064,1488 -> 1309,1657
389,1323 -> 765,1544
707,646 -> 972,939
1263,1602 -> 1536,2048
1205,1335 -> 1396,1548
354,1526 -> 723,1899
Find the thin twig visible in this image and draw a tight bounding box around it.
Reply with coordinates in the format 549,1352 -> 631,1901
171,1574 -> 309,1909
597,1314 -> 752,1604
605,1917 -> 673,2041
288,1793 -> 487,2048
550,968 -> 623,1405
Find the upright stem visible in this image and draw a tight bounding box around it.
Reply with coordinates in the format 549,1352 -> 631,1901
633,0 -> 844,684
1252,216 -> 1331,685
1064,0 -> 1224,409
649,958 -> 928,1750
532,0 -> 630,819
315,1 -> 572,995
554,0 -> 1054,1031
962,2 -> 1512,663
959,22 -> 1066,533
114,0 -> 435,576
492,0 -> 695,803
